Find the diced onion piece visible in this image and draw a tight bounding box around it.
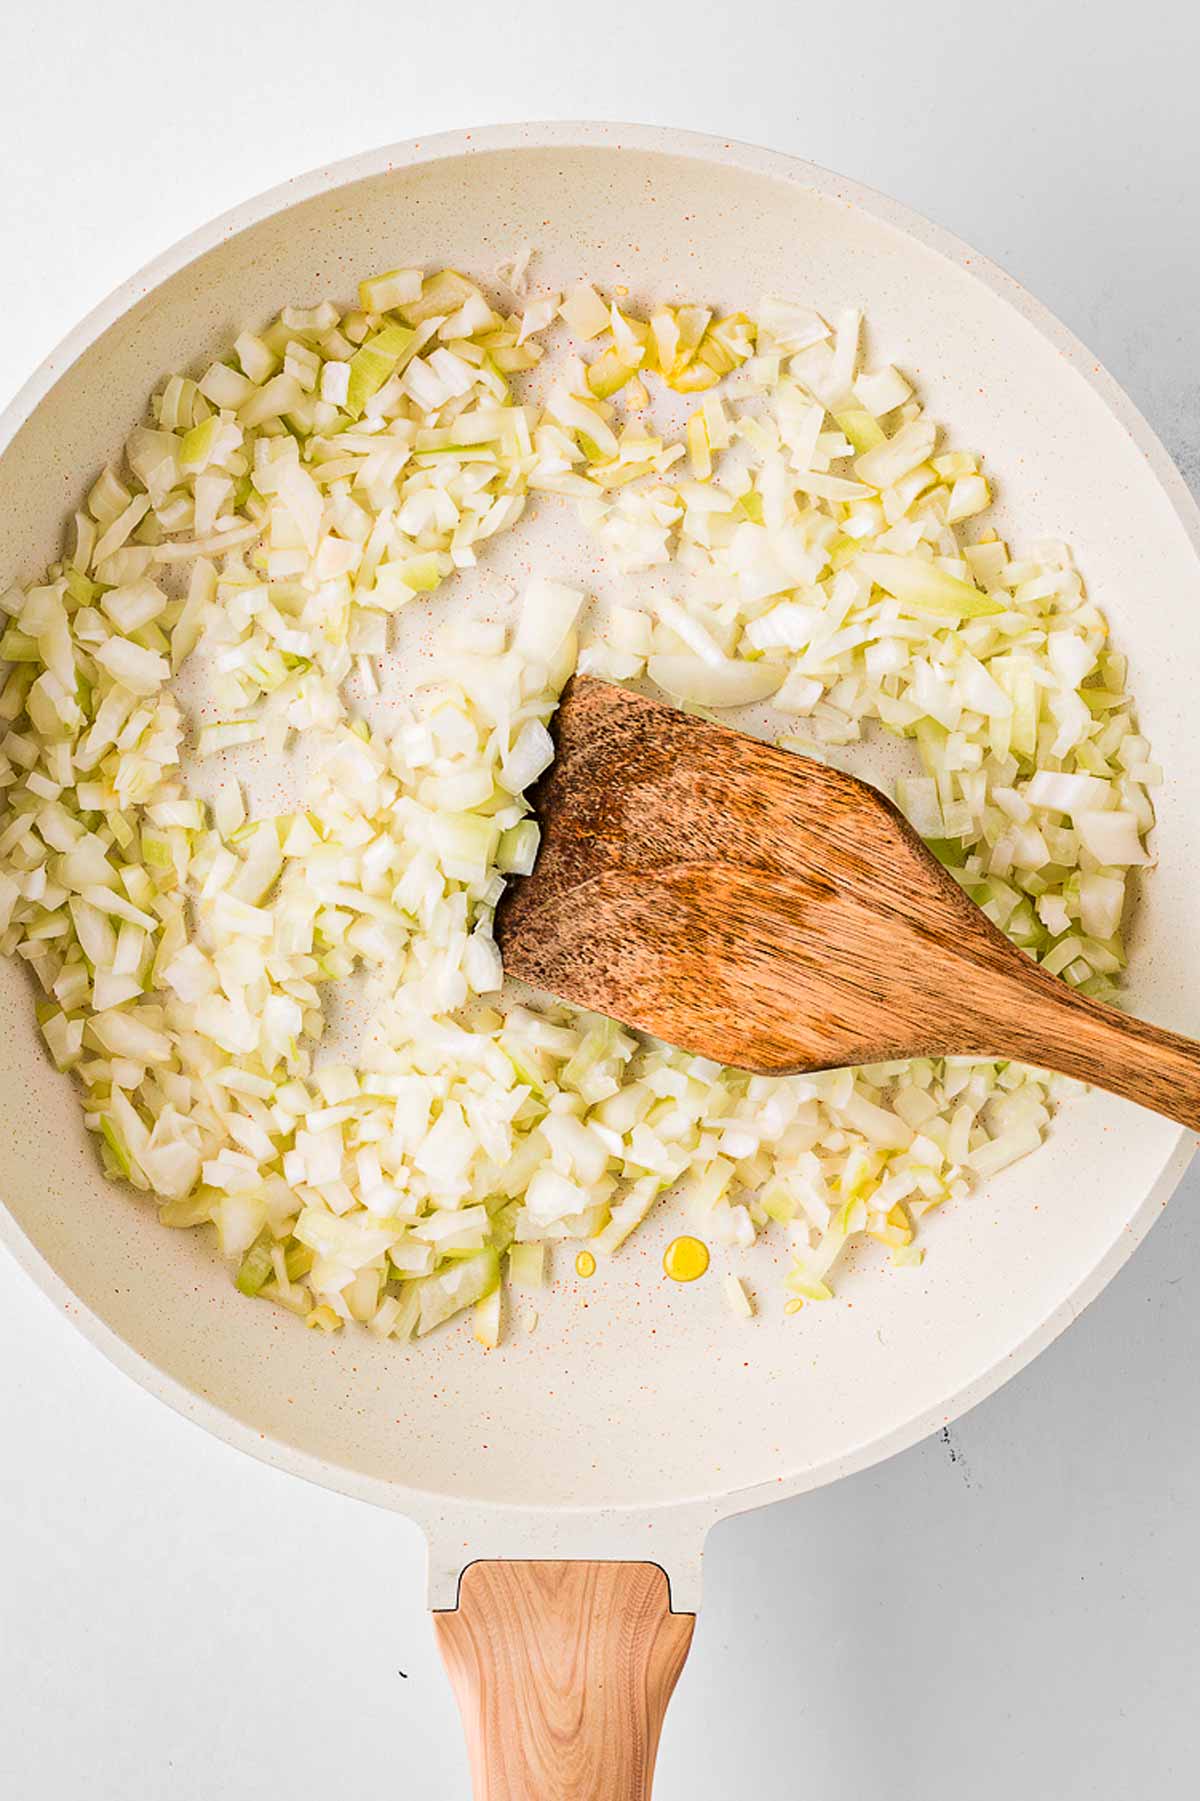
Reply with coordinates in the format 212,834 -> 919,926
561,283 -> 611,341
1075,810 -> 1151,865
514,577 -> 585,663
473,1285 -> 503,1348
723,1274 -> 754,1319
509,1243 -> 546,1288
359,267 -> 423,313
648,654 -> 786,709
855,553 -> 1003,620
93,637 -> 169,694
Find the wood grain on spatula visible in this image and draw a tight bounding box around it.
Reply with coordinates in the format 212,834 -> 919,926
495,677 -> 1200,1131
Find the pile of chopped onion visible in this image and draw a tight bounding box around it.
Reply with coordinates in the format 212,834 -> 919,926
0,264 -> 1157,1343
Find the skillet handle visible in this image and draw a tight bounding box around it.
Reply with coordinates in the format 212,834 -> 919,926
433,1560 -> 694,1800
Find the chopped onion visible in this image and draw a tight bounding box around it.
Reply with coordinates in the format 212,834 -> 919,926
648,654 -> 786,709
0,269 -> 1156,1345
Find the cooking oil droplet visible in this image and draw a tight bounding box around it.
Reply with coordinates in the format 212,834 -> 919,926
575,1250 -> 596,1279
663,1236 -> 709,1283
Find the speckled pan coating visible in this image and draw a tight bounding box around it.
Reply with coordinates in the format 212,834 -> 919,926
1,123 -> 1197,1609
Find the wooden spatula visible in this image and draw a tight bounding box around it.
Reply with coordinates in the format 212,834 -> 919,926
494,676 -> 1200,1132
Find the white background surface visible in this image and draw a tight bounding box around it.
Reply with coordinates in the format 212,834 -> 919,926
3,4 -> 1200,1796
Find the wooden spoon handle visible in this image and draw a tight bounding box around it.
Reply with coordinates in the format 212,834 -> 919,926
433,1561 -> 694,1801
974,960 -> 1200,1132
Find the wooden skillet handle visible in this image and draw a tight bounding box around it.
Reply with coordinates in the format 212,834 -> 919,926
434,1561 -> 695,1801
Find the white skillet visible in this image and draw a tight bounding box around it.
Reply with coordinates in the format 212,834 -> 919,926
1,123 -> 1198,1797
